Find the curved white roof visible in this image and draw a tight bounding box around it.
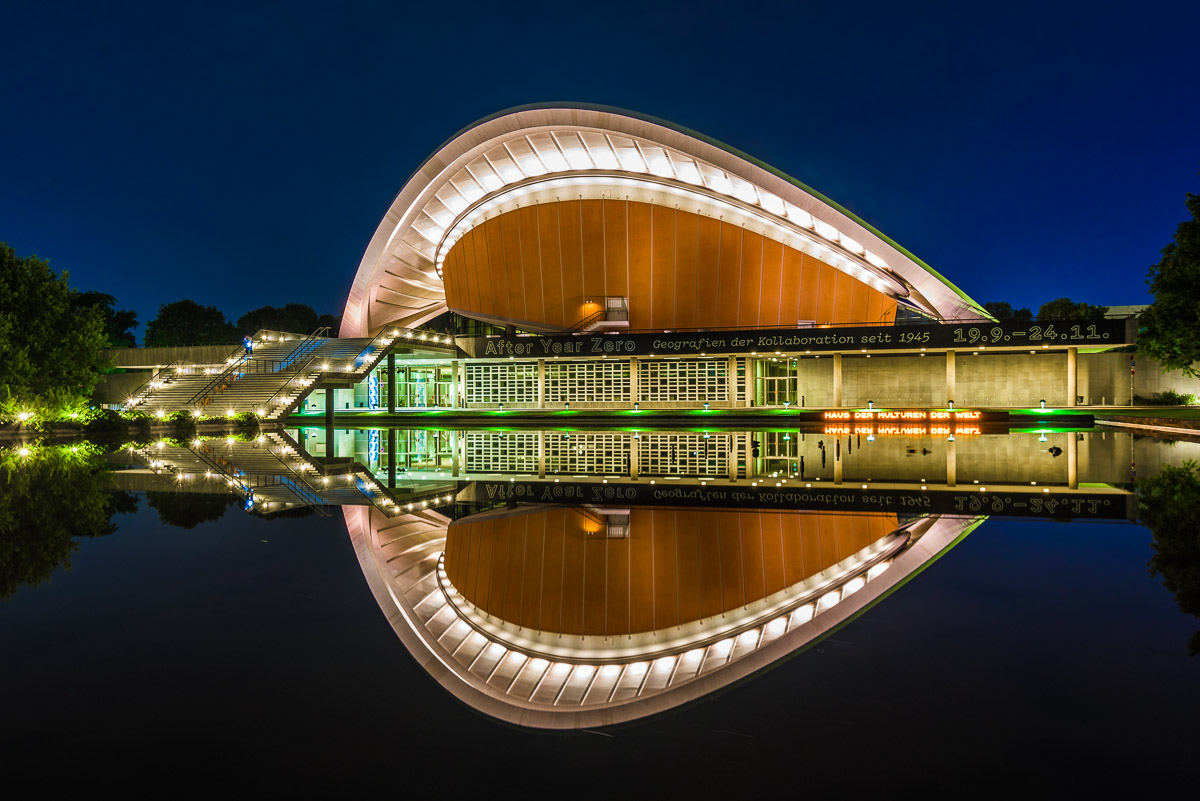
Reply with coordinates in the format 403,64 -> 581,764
344,503 -> 981,729
342,104 -> 988,337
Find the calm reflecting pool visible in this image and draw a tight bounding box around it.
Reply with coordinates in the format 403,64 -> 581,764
2,427 -> 1197,791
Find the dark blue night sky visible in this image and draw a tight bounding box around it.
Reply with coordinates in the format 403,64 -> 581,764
3,1 -> 1198,337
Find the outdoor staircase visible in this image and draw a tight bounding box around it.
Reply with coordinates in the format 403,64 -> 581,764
127,431 -> 431,517
125,326 -> 456,420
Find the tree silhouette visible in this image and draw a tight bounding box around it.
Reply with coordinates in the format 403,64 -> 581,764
144,300 -> 237,347
1139,191 -> 1200,377
145,490 -> 238,529
0,444 -> 136,599
0,243 -> 110,411
1137,459 -> 1200,655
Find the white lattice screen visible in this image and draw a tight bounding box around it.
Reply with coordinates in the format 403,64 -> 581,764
545,432 -> 631,474
544,361 -> 630,404
465,363 -> 538,407
638,359 -> 730,403
638,432 -> 731,477
464,431 -> 541,473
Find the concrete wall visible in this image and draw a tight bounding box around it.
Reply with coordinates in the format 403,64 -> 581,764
102,344 -> 237,369
1082,352 -> 1200,404
93,371 -> 150,404
957,352 -> 1069,407
842,354 -> 944,407
794,357 -> 836,407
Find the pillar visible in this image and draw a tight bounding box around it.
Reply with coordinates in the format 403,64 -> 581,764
387,428 -> 396,489
387,354 -> 396,414
450,430 -> 459,477
833,440 -> 843,484
946,439 -> 957,487
630,357 -> 639,406
1067,347 -> 1077,407
727,357 -> 737,408
727,435 -> 737,481
744,358 -> 753,408
449,360 -> 458,409
537,430 -> 546,479
1067,433 -> 1078,489
324,386 -> 335,430
945,350 -> 956,407
833,353 -> 843,408
630,436 -> 640,480
537,359 -> 546,409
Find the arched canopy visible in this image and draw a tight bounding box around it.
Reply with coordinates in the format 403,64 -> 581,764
342,104 -> 988,337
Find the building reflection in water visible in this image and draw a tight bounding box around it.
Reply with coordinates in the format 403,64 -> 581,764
104,425 -> 1168,728
346,502 -> 976,728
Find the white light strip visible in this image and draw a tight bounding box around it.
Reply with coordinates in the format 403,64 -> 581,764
431,173 -> 905,297
409,129 -> 893,285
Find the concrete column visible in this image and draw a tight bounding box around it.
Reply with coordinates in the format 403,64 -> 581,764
537,430 -> 546,479
459,361 -> 468,408
744,358 -> 753,408
946,439 -> 957,487
630,357 -> 639,406
727,435 -> 737,481
630,436 -> 640,480
1067,347 -> 1078,407
324,386 -> 335,430
387,354 -> 396,414
387,428 -> 396,489
744,433 -> 756,479
450,430 -> 459,477
1067,433 -> 1078,489
449,360 -> 458,408
945,350 -> 956,407
727,357 -> 737,408
537,359 -> 546,409
832,353 -> 843,408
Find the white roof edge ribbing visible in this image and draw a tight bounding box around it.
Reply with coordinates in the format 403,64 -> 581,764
344,504 -> 983,729
342,105 -> 989,338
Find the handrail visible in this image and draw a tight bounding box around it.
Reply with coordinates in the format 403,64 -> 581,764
560,296 -> 628,333
186,353 -> 248,408
350,328 -> 394,370
125,360 -> 187,408
570,505 -> 607,527
276,326 -> 330,372
262,354 -> 323,418
276,476 -> 332,516
561,308 -> 606,333
185,327 -> 330,409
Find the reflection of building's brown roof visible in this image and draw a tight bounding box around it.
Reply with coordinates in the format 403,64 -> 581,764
444,507 -> 899,636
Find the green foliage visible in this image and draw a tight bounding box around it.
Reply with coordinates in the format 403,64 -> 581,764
83,408 -> 130,433
1036,297 -> 1109,321
236,303 -> 322,337
232,411 -> 260,437
0,442 -> 136,599
1138,460 -> 1200,655
1134,390 -> 1197,406
984,301 -> 1034,323
1161,390 -> 1195,406
144,299 -> 237,347
0,243 -> 111,412
73,291 -> 138,348
1139,192 -> 1200,377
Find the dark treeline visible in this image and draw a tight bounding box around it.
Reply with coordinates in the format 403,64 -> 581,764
143,301 -> 341,348
982,298 -> 1110,324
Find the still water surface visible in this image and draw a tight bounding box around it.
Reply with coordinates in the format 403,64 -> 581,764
2,428 -> 1196,791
